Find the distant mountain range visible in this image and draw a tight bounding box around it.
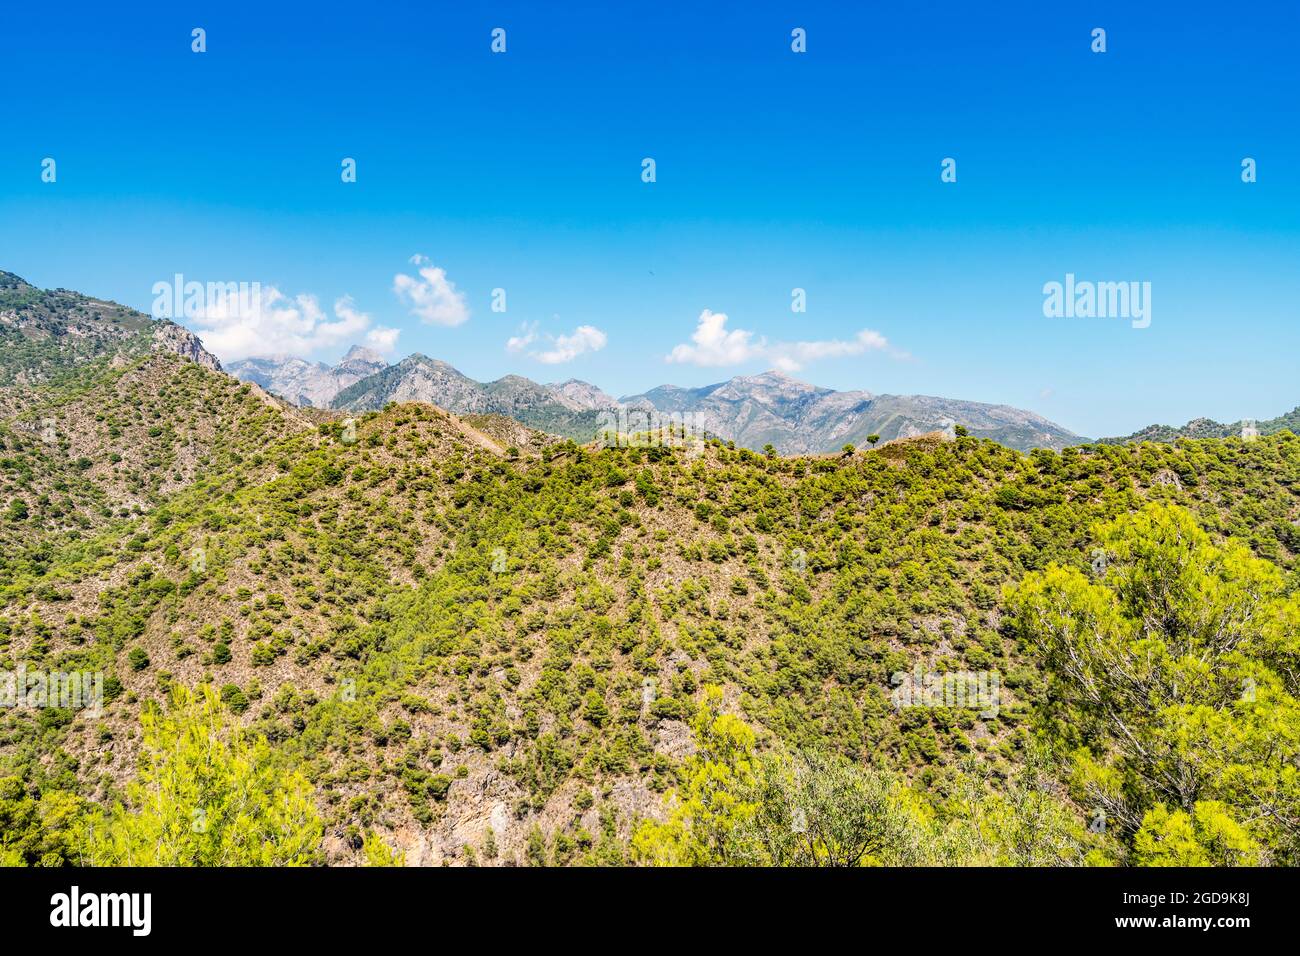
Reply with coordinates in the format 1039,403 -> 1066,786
0,270 -> 1097,455
619,372 -> 1084,453
227,346 -> 387,408
1098,407 -> 1300,445
329,354 -> 609,442
14,264 -> 1296,457
235,350 -> 1086,453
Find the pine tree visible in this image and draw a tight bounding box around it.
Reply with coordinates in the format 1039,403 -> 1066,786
80,685 -> 324,866
1009,503 -> 1300,864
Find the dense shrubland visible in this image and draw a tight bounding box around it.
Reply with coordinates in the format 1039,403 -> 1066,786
2,349 -> 1299,865
635,503 -> 1299,866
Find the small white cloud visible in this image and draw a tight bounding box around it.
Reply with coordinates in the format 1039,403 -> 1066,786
393,257 -> 470,326
365,325 -> 402,353
506,321 -> 539,353
191,287 -> 398,362
769,332 -> 894,369
506,321 -> 607,364
534,325 -> 607,364
667,310 -> 765,366
667,309 -> 892,371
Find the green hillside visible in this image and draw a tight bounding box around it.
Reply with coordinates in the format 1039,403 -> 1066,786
2,282 -> 1298,867
1,342 -> 1298,865
1099,405 -> 1300,444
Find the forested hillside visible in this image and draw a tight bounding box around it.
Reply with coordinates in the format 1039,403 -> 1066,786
2,279 -> 1298,867
0,323 -> 1294,868
0,272 -> 219,418
1099,405 -> 1300,444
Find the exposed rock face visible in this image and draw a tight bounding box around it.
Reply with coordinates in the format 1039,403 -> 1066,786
335,354 -> 492,411
545,378 -> 620,412
621,370 -> 1085,453
151,322 -> 223,372
331,359 -> 1081,453
331,354 -> 607,443
0,270 -> 222,416
335,345 -> 388,379
227,345 -> 386,407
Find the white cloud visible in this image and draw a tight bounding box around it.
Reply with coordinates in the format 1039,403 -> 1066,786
667,310 -> 892,371
393,256 -> 470,326
365,325 -> 402,353
191,287 -> 400,362
505,321 -> 539,353
667,310 -> 766,366
506,321 -> 607,364
534,325 -> 607,364
774,329 -> 891,369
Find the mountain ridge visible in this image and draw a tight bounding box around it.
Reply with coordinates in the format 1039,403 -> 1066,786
0,271 -> 1091,453
227,344 -> 387,408
0,270 -> 221,417
623,368 -> 1087,453
329,353 -> 606,442
1099,406 -> 1300,444
298,354 -> 1086,453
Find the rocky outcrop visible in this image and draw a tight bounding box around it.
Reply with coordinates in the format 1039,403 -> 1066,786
151,322 -> 223,372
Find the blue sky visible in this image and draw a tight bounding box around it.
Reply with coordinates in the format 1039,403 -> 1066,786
2,0 -> 1297,438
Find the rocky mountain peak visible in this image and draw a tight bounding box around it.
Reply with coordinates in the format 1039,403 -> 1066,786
227,344 -> 391,408
340,344 -> 386,366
